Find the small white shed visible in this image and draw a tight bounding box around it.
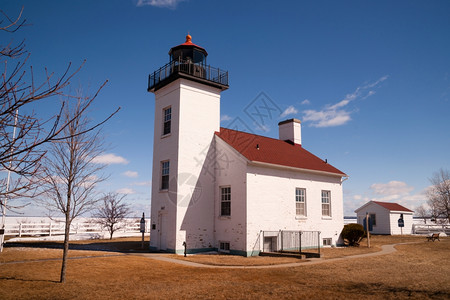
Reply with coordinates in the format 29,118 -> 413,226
355,201 -> 414,235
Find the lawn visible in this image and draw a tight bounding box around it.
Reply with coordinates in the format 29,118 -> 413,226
0,235 -> 449,299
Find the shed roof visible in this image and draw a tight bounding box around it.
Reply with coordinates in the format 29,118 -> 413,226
215,127 -> 346,176
355,201 -> 414,213
372,201 -> 414,212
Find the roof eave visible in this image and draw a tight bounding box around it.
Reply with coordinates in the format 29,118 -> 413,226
354,201 -> 378,213
389,210 -> 414,214
355,201 -> 414,213
249,160 -> 347,178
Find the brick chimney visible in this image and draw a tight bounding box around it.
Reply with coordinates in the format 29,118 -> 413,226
278,119 -> 301,145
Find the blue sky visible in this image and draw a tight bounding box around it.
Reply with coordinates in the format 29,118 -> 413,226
2,0 -> 449,217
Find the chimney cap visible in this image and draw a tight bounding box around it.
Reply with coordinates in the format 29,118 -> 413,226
278,118 -> 301,126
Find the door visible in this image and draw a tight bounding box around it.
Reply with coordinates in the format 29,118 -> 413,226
263,237 -> 277,252
158,213 -> 167,251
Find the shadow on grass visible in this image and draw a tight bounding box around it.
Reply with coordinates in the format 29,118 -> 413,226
4,240 -> 151,254
347,282 -> 450,298
0,276 -> 59,284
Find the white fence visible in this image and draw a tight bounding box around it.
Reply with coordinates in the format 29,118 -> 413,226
345,217 -> 449,235
3,220 -> 151,237
412,224 -> 450,235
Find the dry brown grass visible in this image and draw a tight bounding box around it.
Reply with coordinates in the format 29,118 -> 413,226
0,235 -> 449,299
320,234 -> 423,258
170,253 -> 303,266
1,236 -> 148,263
171,235 -> 424,266
0,247 -> 115,263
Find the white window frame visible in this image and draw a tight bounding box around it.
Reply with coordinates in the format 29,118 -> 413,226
321,190 -> 331,217
160,160 -> 170,190
219,241 -> 230,253
162,106 -> 171,136
220,186 -> 231,217
323,238 -> 332,246
295,188 -> 307,217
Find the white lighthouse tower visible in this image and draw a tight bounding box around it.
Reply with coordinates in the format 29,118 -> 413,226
148,35 -> 229,253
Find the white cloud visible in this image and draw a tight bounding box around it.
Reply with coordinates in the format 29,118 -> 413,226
79,175 -> 100,188
302,109 -> 351,128
116,188 -> 135,194
123,171 -> 138,178
370,180 -> 414,196
86,175 -> 99,182
280,105 -> 298,118
344,179 -> 427,216
369,181 -> 428,211
92,153 -> 129,165
302,75 -> 388,128
220,114 -> 232,122
136,0 -> 184,8
362,90 -> 376,100
301,99 -> 310,105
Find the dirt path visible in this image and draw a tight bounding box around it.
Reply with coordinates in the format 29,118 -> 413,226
132,242 -> 413,269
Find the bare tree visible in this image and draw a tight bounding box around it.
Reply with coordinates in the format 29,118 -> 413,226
0,7 -> 119,253
415,204 -> 428,224
40,96 -> 109,283
94,192 -> 130,240
427,168 -> 450,224
0,7 -> 116,205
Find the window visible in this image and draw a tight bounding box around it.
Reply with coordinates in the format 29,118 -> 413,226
295,188 -> 306,216
321,190 -> 331,217
323,238 -> 332,246
161,161 -> 170,190
369,214 -> 376,226
163,107 -> 171,136
220,187 -> 231,216
219,241 -> 230,252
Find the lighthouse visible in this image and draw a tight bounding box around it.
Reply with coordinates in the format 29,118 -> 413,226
148,35 -> 229,253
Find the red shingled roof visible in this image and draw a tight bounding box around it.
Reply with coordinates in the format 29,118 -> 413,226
215,127 -> 346,176
373,201 -> 413,212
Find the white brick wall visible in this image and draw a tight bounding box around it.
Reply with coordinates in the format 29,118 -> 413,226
246,164 -> 344,252
150,79 -> 222,253
214,137 -> 249,253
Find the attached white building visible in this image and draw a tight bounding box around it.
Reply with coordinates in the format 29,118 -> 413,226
355,201 -> 414,235
147,35 -> 347,256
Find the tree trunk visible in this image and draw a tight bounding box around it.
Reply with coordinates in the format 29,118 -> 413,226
60,213 -> 71,283
61,176 -> 72,284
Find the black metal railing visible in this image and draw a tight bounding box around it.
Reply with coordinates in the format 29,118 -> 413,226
148,58 -> 228,91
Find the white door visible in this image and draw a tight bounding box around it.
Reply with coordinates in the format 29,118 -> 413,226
158,214 -> 167,251
263,237 -> 277,252
264,237 -> 271,252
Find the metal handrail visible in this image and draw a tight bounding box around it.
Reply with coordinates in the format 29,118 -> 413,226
148,58 -> 228,91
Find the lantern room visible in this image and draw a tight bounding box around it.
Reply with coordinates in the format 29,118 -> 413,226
169,34 -> 208,65
148,35 -> 228,93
